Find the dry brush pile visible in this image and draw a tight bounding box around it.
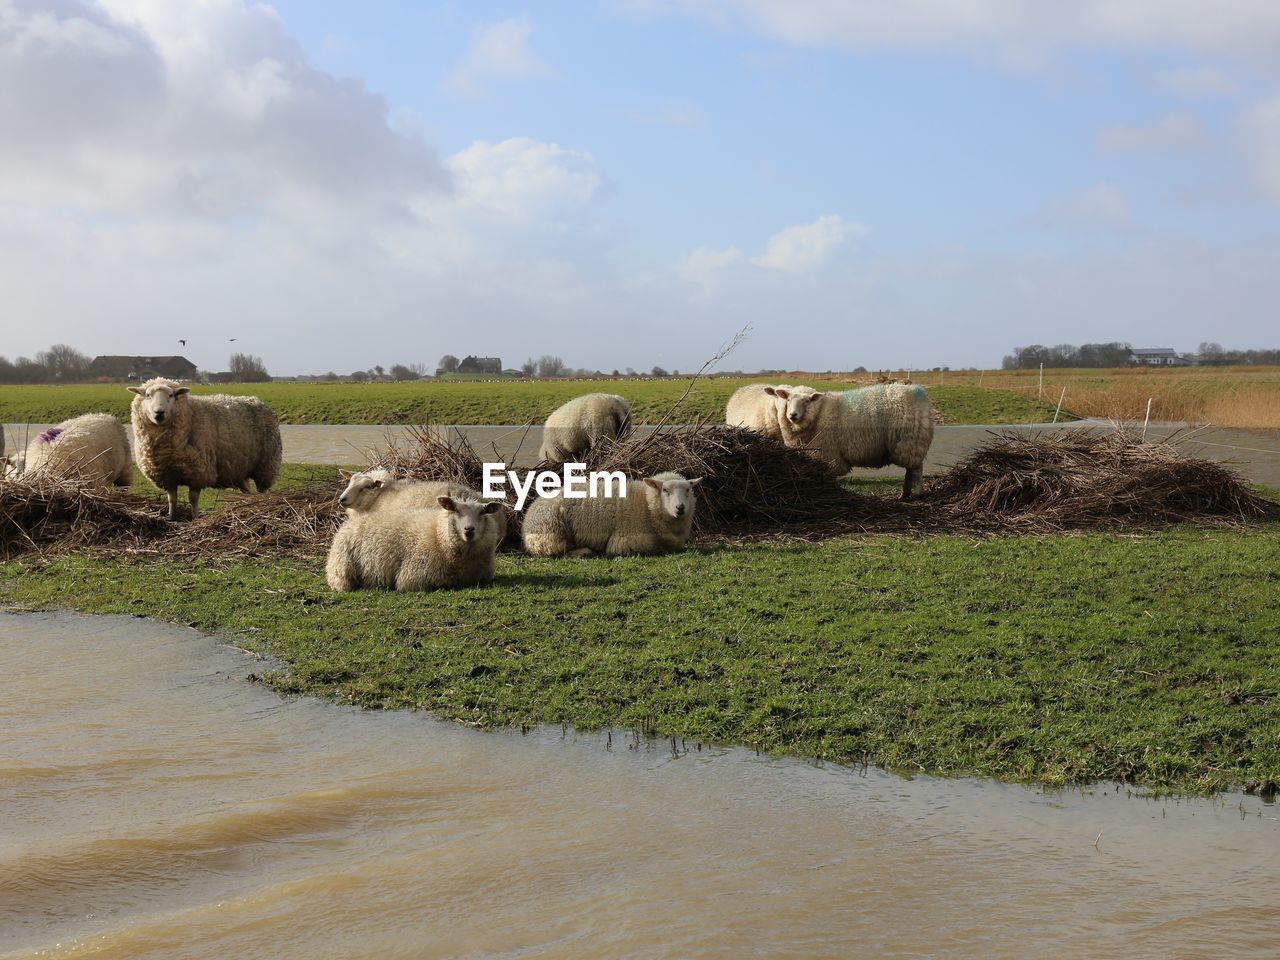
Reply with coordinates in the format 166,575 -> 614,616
0,425 -> 1274,559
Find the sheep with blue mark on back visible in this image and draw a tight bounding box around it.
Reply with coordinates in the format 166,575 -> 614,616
771,383 -> 935,499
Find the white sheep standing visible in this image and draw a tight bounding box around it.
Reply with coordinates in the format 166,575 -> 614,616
771,383 -> 935,498
724,383 -> 801,441
522,471 -> 700,557
129,378 -> 282,520
326,496 -> 504,592
336,468 -> 511,542
539,393 -> 632,463
4,414 -> 132,487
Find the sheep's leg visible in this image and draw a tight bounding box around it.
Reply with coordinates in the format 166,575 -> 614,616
902,467 -> 923,500
189,487 -> 202,520
568,546 -> 597,558
166,488 -> 180,521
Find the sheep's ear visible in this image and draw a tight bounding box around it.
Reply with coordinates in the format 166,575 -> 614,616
174,387 -> 190,397
339,469 -> 354,479
438,496 -> 457,512
481,501 -> 503,514
643,477 -> 661,490
764,387 -> 776,396
772,388 -> 790,400
128,386 -> 145,396
689,477 -> 703,486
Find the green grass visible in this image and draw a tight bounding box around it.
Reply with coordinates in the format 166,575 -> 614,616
0,379 -> 1065,427
4,525 -> 1277,795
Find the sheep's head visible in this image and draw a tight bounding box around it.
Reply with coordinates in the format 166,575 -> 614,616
3,453 -> 24,479
438,496 -> 503,544
767,385 -> 822,429
337,469 -> 386,511
644,473 -> 701,520
128,379 -> 189,427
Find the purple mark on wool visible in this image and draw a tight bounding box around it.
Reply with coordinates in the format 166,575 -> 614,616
36,427 -> 64,444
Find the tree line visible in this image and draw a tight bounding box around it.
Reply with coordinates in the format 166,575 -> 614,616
1002,341 -> 1280,369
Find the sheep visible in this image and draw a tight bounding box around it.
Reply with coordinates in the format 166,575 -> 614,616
129,378 -> 282,520
4,414 -> 132,487
771,383 -> 935,498
724,383 -> 802,440
336,468 -> 512,541
522,471 -> 700,557
539,393 -> 632,463
325,496 -> 504,592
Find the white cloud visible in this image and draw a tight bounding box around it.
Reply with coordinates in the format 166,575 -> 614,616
1244,93 -> 1280,204
1038,183 -> 1131,229
445,18 -> 554,96
635,1 -> 1280,63
751,214 -> 858,273
1155,66 -> 1237,96
1097,111 -> 1203,151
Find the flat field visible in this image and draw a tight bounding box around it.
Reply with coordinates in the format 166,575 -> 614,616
3,482 -> 1277,795
950,365 -> 1280,428
0,378 -> 1060,426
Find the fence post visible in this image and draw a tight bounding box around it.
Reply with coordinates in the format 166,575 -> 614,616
1038,363 -> 1044,401
1052,386 -> 1067,424
1142,398 -> 1152,441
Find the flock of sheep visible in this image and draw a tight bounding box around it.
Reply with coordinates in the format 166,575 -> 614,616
3,376 -> 936,592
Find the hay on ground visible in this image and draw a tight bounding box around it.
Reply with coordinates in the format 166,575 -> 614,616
0,478 -> 170,558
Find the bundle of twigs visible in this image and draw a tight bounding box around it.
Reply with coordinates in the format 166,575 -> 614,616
167,489 -> 344,558
0,477 -> 170,558
365,424 -> 489,490
923,429 -> 1275,530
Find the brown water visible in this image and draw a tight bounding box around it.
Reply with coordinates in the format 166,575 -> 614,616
2,612 -> 1277,959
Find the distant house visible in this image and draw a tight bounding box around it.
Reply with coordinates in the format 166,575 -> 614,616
90,355 -> 199,381
457,355 -> 503,374
1129,348 -> 1193,367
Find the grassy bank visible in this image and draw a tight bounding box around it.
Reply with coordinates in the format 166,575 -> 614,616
0,379 -> 1062,427
4,525 -> 1278,794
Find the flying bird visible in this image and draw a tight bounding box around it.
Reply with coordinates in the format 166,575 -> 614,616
178,339 -> 186,346
229,338 -> 237,342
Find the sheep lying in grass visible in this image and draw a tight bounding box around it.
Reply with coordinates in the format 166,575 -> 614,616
772,383 -> 935,498
130,378 -> 282,520
522,471 -> 700,556
540,393 -> 632,463
724,383 -> 800,441
326,496 -> 504,592
336,468 -> 511,542
3,414 -> 132,488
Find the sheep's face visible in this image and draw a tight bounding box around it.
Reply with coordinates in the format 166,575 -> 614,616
128,383 -> 189,427
337,470 -> 384,511
3,454 -> 24,479
771,387 -> 821,428
645,476 -> 701,520
438,496 -> 502,545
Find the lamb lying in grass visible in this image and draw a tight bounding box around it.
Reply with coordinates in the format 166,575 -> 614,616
326,496 -> 504,592
522,471 -> 700,556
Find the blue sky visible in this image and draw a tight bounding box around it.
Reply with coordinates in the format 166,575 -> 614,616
2,1 -> 1279,374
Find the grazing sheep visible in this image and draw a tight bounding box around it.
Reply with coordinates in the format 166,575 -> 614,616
325,496 -> 503,592
724,383 -> 801,440
129,378 -> 282,520
522,471 -> 700,557
771,383 -> 935,498
337,468 -> 512,542
4,414 -> 131,487
539,393 -> 632,463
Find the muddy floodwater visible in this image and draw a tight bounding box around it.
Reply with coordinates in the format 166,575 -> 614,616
2,612 -> 1277,959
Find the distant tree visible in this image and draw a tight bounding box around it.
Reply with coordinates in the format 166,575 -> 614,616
36,344 -> 91,381
624,367 -> 636,376
438,354 -> 460,374
611,369 -> 620,377
520,357 -> 536,377
409,362 -> 428,377
389,364 -> 420,381
1198,342 -> 1226,364
536,355 -> 566,378
374,365 -> 385,377
229,352 -> 270,382
672,370 -> 679,376
350,370 -> 369,383
651,366 -> 669,377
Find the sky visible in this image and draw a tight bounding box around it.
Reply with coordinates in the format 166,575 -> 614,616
3,1 -> 1280,375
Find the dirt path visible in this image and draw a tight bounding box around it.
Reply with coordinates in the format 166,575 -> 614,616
7,420 -> 1279,486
